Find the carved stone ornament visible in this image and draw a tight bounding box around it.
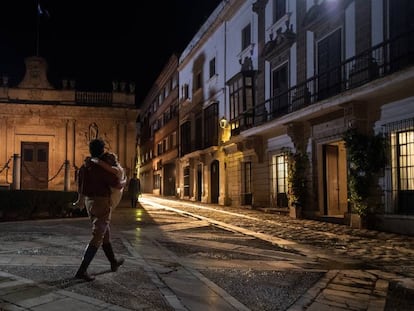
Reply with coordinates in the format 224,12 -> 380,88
264,21 -> 296,61
17,56 -> 54,89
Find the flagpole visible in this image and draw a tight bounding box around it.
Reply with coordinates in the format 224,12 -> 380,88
36,1 -> 40,56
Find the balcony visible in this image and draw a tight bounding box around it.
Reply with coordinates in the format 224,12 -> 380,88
230,30 -> 414,134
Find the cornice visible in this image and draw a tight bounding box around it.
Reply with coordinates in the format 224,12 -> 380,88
178,0 -> 247,70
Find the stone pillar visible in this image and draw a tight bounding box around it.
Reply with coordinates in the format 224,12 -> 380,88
12,154 -> 21,190
0,117 -> 7,184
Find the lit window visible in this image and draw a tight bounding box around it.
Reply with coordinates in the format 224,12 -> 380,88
271,153 -> 288,208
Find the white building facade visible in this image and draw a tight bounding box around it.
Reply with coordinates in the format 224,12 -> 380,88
171,0 -> 414,235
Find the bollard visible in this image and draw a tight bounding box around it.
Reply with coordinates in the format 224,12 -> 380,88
64,160 -> 70,191
12,154 -> 21,190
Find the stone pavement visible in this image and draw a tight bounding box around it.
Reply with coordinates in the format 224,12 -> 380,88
0,199 -> 250,311
0,195 -> 413,310
140,195 -> 414,311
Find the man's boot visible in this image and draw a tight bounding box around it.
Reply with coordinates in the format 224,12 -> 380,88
102,243 -> 124,272
75,244 -> 98,281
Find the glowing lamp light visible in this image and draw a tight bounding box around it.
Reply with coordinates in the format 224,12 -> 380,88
219,116 -> 228,129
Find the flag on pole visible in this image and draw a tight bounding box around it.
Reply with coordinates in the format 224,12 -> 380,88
36,2 -> 50,56
37,3 -> 50,18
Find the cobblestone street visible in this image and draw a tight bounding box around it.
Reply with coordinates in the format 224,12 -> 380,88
0,195 -> 413,310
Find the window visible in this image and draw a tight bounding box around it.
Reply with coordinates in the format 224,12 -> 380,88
152,100 -> 157,113
271,63 -> 289,117
385,119 -> 414,215
273,0 -> 286,23
157,141 -> 163,156
164,108 -> 171,124
243,162 -> 252,194
204,102 -> 218,148
317,29 -> 342,100
209,57 -> 216,78
228,71 -> 255,134
172,74 -> 178,89
397,131 -> 414,191
194,72 -> 202,90
241,162 -> 252,205
241,24 -> 251,51
396,130 -> 414,214
153,174 -> 161,189
183,166 -> 190,196
182,84 -> 189,99
37,149 -> 47,162
180,121 -> 191,156
24,148 -> 33,162
389,0 -> 414,71
170,131 -> 177,149
165,84 -> 170,98
159,91 -> 164,104
271,154 -> 289,208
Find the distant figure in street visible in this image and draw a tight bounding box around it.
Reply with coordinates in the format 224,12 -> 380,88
128,173 -> 141,208
75,138 -> 124,281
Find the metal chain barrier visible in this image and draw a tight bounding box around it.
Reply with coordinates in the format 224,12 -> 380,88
0,157 -> 12,174
22,161 -> 66,183
0,157 -> 13,185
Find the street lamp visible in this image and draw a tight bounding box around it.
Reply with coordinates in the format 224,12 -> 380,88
219,116 -> 228,129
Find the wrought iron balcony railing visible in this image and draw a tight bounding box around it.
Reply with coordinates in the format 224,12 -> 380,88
230,30 -> 414,135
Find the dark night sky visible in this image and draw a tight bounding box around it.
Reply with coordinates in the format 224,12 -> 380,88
0,0 -> 221,105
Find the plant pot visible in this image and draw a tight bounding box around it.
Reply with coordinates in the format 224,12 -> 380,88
289,204 -> 302,219
350,213 -> 366,229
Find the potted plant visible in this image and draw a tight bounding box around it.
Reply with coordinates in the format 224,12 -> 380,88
343,128 -> 387,228
285,148 -> 309,218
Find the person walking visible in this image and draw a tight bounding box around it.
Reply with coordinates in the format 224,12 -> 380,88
75,138 -> 124,281
128,173 -> 141,208
92,152 -> 126,209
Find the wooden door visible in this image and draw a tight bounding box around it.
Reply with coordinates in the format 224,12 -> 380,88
21,142 -> 49,189
324,145 -> 339,215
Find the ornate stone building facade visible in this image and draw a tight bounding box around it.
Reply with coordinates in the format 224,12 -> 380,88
0,56 -> 139,191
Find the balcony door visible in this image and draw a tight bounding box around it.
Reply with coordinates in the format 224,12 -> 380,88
271,64 -> 289,117
318,29 -> 342,100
